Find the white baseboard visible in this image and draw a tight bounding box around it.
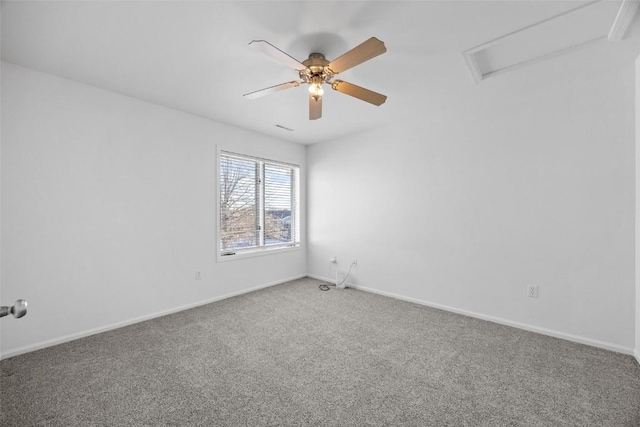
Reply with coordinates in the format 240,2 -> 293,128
307,273 -> 635,356
3,274 -> 635,360
0,274 -> 305,360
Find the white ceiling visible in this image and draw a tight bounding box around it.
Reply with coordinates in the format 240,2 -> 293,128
2,1 -> 639,145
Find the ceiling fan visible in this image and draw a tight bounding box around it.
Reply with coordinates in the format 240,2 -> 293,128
243,37 -> 387,120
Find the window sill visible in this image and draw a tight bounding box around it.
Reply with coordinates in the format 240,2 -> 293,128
217,244 -> 302,262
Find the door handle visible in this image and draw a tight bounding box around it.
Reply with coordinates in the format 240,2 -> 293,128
0,299 -> 28,319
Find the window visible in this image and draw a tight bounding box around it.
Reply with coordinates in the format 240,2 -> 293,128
219,151 -> 300,258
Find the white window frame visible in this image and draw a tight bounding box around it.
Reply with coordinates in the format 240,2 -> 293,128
216,149 -> 301,262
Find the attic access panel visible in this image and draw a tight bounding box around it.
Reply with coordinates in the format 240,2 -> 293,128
463,0 -> 628,82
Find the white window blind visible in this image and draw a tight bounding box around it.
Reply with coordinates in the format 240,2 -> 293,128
219,151 -> 299,256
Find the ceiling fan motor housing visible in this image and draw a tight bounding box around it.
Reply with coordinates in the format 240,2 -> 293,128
300,53 -> 333,85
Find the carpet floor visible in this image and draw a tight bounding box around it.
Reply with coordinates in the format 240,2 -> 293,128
1,277 -> 639,426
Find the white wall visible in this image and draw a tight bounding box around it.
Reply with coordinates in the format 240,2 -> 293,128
2,50 -> 638,358
308,49 -> 637,353
636,54 -> 640,363
0,63 -> 306,358
0,5 -> 3,355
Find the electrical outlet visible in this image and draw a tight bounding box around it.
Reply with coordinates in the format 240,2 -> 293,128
195,270 -> 202,280
527,285 -> 538,298
329,256 -> 337,263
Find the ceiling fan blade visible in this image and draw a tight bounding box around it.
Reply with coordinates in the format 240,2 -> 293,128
331,80 -> 387,106
327,37 -> 386,74
249,40 -> 307,71
243,81 -> 300,99
309,95 -> 322,120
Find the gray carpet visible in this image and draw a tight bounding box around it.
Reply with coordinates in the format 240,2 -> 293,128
1,277 -> 639,426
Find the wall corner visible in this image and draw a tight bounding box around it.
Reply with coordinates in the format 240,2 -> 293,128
635,53 -> 640,359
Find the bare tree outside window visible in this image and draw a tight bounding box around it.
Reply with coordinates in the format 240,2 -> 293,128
220,156 -> 258,251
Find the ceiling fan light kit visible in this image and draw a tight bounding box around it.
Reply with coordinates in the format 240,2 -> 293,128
244,37 -> 388,120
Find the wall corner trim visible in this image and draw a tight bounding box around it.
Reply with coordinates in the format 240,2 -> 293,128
462,52 -> 483,84
608,0 -> 640,42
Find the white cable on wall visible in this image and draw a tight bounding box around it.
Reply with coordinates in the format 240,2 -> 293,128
336,261 -> 357,288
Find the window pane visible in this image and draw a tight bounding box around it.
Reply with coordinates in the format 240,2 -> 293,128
264,163 -> 293,245
220,155 -> 258,251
